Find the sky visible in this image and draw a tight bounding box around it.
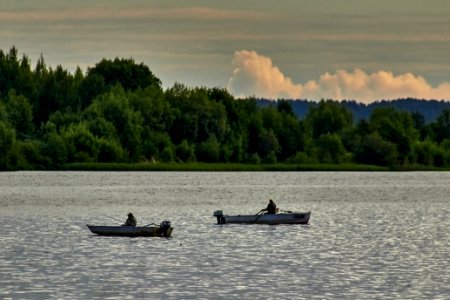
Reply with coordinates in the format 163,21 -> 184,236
1,0 -> 450,103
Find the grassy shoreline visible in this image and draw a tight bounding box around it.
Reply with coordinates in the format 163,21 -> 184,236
4,162 -> 448,172
60,162 -> 394,171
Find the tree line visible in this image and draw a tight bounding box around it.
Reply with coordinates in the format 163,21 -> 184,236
258,98 -> 450,123
1,47 -> 450,170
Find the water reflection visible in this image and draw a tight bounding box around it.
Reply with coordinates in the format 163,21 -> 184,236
0,171 -> 449,299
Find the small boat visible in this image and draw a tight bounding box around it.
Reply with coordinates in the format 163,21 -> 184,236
213,210 -> 311,225
87,221 -> 173,237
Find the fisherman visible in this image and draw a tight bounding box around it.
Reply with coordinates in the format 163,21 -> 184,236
123,213 -> 137,226
261,199 -> 277,214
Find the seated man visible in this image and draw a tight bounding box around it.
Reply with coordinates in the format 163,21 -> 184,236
123,213 -> 137,226
261,199 -> 277,214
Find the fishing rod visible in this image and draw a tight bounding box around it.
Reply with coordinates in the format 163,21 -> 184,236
143,222 -> 158,227
253,210 -> 264,223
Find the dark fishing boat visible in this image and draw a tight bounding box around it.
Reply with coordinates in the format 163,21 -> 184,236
87,221 -> 172,237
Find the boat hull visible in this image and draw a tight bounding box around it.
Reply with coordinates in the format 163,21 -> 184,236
87,225 -> 173,237
214,211 -> 311,225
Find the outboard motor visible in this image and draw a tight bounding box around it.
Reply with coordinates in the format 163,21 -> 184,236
213,210 -> 225,224
160,221 -> 171,237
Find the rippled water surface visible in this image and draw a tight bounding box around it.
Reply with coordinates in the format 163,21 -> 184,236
0,171 -> 449,299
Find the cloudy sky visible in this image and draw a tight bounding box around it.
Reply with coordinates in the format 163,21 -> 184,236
1,0 -> 450,103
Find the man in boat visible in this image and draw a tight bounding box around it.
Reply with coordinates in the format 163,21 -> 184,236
261,199 -> 277,214
123,213 -> 137,226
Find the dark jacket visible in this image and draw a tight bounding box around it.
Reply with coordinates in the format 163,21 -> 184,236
265,200 -> 277,214
124,214 -> 137,226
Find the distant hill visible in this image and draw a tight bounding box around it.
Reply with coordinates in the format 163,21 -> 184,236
257,98 -> 450,123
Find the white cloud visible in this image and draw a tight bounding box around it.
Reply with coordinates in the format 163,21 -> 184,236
227,50 -> 302,99
228,50 -> 450,103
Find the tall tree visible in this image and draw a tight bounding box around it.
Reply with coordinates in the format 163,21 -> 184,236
305,100 -> 353,139
433,108 -> 450,143
5,91 -> 34,139
87,57 -> 161,92
369,107 -> 418,163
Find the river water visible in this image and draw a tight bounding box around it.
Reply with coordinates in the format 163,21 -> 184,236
0,171 -> 448,299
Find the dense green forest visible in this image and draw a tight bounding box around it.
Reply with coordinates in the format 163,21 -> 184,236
1,47 -> 450,170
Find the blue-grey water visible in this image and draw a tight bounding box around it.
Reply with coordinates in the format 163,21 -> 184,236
0,171 -> 448,299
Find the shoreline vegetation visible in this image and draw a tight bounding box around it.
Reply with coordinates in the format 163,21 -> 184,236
2,47 -> 450,171
60,162 -> 446,172
64,162 -> 388,171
